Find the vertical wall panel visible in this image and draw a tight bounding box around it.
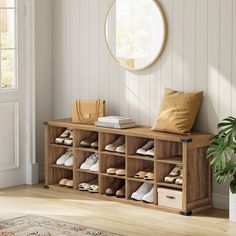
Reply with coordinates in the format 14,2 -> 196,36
219,0 -> 233,120
207,0 -> 220,134
79,0 -> 90,99
183,0 -> 196,91
107,0 -> 119,115
89,0 -> 100,100
172,0 -> 184,91
52,0 -> 236,131
139,71 -> 150,126
127,72 -> 140,124
150,63 -> 161,125
160,0 -> 173,94
99,0 -> 109,113
194,0 -> 208,132
70,0 -> 80,102
53,0 -> 236,201
232,0 -> 236,117
61,0 -> 71,117
118,67 -> 129,117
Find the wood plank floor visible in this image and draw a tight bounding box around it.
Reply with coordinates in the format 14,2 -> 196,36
0,184 -> 235,236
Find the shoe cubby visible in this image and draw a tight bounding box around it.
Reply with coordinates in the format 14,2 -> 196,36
100,176 -> 125,196
127,158 -> 154,183
74,150 -> 98,172
76,171 -> 99,191
45,119 -> 212,214
74,129 -> 99,151
127,136 -> 155,160
156,140 -> 182,164
48,126 -> 68,145
127,180 -> 155,205
156,162 -> 182,190
100,153 -> 125,177
99,133 -> 126,154
50,168 -> 73,186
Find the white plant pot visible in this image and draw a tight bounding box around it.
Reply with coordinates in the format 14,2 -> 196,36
230,188 -> 236,223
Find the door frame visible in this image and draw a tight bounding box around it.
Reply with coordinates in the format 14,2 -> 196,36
25,0 -> 38,184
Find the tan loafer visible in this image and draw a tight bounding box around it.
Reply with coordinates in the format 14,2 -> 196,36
59,178 -> 70,186
144,172 -> 154,180
116,169 -> 126,176
134,171 -> 146,179
66,180 -> 73,188
80,133 -> 98,148
106,168 -> 118,175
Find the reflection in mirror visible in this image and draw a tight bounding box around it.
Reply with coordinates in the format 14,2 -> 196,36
105,0 -> 167,71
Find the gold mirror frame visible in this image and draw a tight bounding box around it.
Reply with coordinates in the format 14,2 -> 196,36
105,0 -> 168,71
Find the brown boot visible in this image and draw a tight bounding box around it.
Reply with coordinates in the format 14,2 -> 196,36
105,179 -> 124,196
116,185 -> 125,198
80,133 -> 98,148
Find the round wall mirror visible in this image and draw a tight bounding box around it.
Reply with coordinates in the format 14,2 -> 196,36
105,0 -> 167,71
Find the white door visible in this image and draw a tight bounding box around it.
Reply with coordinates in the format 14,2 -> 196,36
0,0 -> 26,188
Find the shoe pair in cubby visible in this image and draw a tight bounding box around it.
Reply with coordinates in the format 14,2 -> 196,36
54,149 -> 100,171
55,128 -> 73,146
104,136 -> 155,157
50,127 -> 183,205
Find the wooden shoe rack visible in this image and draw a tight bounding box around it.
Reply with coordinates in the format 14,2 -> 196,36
44,118 -> 212,215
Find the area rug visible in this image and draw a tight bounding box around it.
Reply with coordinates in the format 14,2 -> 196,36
0,215 -> 122,236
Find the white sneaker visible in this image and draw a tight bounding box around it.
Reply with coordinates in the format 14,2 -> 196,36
105,136 -> 125,152
143,187 -> 154,203
64,156 -> 73,167
116,144 -> 125,153
90,160 -> 99,172
145,148 -> 154,157
131,183 -> 152,201
56,149 -> 73,165
80,154 -> 98,170
136,141 -> 154,155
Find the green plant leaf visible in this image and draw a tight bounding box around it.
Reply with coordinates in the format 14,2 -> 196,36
207,116 -> 236,185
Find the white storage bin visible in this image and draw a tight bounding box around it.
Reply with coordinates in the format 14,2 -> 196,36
158,188 -> 182,210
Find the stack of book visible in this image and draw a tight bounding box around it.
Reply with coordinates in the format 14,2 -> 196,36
95,116 -> 136,129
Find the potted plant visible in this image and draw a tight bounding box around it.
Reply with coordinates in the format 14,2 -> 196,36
207,116 -> 236,222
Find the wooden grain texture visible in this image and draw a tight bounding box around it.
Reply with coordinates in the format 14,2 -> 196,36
45,120 -> 212,214
46,118 -> 212,143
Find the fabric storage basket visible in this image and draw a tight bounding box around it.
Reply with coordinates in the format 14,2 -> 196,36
72,99 -> 105,124
158,188 -> 182,210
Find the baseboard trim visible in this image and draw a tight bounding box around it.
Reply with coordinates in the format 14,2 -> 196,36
26,162 -> 38,185
213,193 -> 229,210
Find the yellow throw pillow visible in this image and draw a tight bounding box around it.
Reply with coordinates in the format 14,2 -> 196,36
152,88 -> 203,134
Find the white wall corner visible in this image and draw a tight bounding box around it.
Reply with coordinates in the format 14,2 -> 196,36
30,163 -> 39,184
212,193 -> 229,210
39,167 -> 45,182
25,0 -> 38,184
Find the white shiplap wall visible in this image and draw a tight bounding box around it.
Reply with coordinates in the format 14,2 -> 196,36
52,0 -> 236,208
